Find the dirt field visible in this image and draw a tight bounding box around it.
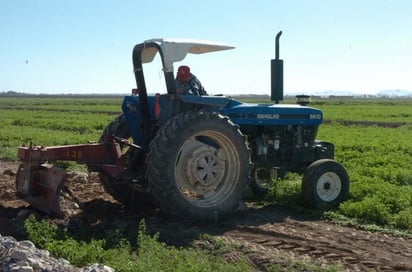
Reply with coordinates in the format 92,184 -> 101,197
1,160 -> 411,272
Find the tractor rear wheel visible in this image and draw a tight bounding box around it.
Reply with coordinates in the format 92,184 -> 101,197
301,159 -> 349,209
99,114 -> 130,145
98,114 -> 144,205
147,110 -> 251,222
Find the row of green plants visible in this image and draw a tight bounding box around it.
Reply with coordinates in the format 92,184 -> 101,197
316,99 -> 412,123
0,97 -> 123,112
0,97 -> 122,159
24,216 -> 250,272
24,215 -> 340,272
0,108 -> 116,159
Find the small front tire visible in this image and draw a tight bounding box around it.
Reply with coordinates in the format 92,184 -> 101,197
302,159 -> 349,209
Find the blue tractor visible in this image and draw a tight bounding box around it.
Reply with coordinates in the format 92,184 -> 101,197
99,31 -> 349,220
16,32 -> 349,222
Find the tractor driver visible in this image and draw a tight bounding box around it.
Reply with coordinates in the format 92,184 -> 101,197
175,65 -> 208,96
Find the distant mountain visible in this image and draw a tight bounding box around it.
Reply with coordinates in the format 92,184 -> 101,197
376,89 -> 412,97
286,89 -> 412,97
286,90 -> 358,97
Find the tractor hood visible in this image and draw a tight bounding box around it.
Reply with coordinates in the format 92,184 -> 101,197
221,103 -> 323,126
139,38 -> 235,72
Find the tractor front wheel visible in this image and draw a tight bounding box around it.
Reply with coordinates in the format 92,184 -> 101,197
147,110 -> 251,223
301,159 -> 349,209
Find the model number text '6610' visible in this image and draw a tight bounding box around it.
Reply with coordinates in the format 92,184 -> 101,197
309,114 -> 322,119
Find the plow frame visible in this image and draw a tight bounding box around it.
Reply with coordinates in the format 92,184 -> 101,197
16,141 -> 125,217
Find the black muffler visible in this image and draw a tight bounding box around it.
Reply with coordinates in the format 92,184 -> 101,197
271,31 -> 284,103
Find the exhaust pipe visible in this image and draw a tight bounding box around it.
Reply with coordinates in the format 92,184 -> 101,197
271,31 -> 284,103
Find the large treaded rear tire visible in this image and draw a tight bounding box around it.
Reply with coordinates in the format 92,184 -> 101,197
99,114 -> 130,145
147,110 -> 251,222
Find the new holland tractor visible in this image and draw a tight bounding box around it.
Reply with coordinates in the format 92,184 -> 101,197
16,32 -> 349,222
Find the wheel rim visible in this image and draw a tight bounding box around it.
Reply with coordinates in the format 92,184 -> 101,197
316,172 -> 342,201
254,167 -> 277,189
174,130 -> 241,207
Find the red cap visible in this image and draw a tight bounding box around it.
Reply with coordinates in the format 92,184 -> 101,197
177,65 -> 190,82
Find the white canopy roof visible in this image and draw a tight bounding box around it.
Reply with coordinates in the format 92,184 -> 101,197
140,38 -> 235,72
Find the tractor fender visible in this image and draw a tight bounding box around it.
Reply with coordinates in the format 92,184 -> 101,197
179,95 -> 230,108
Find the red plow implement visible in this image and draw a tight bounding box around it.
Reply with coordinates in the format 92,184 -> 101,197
15,142 -> 124,217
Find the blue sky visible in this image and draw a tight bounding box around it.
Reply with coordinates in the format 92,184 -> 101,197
1,0 -> 411,95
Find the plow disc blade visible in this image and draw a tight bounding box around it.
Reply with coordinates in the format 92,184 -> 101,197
16,164 -> 67,217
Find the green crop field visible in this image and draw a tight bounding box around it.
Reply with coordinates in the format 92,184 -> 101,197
314,99 -> 412,231
0,97 -> 123,159
1,96 -> 411,232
